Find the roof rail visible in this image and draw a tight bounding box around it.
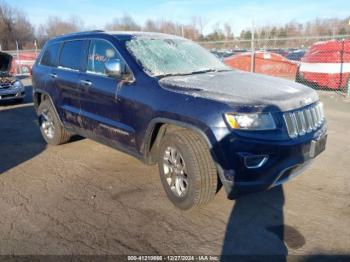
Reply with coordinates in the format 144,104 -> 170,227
78,30 -> 105,34
55,30 -> 105,38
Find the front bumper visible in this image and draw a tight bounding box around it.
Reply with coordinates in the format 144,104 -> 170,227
0,87 -> 25,101
216,124 -> 327,199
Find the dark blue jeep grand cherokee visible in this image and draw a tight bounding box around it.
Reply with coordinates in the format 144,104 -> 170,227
32,30 -> 327,210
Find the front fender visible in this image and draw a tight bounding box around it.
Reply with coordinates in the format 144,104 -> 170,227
141,117 -> 233,195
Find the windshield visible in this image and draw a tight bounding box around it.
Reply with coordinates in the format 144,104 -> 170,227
125,37 -> 230,77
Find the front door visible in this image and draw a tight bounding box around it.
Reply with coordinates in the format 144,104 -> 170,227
78,39 -> 136,151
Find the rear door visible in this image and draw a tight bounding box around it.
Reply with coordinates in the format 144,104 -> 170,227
55,39 -> 89,129
32,42 -> 61,99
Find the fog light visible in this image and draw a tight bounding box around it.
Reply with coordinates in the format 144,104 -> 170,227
244,155 -> 269,169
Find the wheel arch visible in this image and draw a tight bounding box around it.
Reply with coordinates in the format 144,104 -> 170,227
142,118 -> 214,165
144,118 -> 230,197
33,89 -> 63,126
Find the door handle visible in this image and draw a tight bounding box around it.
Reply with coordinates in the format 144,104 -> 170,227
49,73 -> 57,78
80,80 -> 92,86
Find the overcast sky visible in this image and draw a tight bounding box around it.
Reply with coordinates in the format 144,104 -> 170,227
11,0 -> 350,35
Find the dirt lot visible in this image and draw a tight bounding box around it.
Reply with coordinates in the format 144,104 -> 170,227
0,78 -> 349,257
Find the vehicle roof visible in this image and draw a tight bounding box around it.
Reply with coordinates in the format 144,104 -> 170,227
109,31 -> 183,39
49,30 -> 184,42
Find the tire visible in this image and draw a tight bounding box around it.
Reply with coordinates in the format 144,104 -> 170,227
37,99 -> 71,145
157,129 -> 217,210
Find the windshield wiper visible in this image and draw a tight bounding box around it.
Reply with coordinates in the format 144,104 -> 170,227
190,69 -> 231,74
157,69 -> 231,78
157,73 -> 189,78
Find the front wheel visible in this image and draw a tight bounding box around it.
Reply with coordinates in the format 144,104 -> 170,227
157,129 -> 218,210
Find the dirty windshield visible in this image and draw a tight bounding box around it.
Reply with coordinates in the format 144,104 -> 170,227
126,37 -> 229,77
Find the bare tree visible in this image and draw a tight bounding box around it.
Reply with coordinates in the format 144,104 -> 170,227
0,1 -> 14,49
0,1 -> 34,49
159,19 -> 177,35
36,15 -> 84,46
105,14 -> 141,31
144,19 -> 158,32
38,16 -> 83,38
194,16 -> 206,38
223,22 -> 233,39
13,11 -> 35,48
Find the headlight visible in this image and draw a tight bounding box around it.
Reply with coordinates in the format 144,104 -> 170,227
224,113 -> 276,130
12,81 -> 23,89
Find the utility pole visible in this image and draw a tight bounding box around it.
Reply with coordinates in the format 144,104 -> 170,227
34,40 -> 38,57
250,21 -> 255,73
16,41 -> 22,75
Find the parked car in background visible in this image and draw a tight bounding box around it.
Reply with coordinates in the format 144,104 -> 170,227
266,48 -> 289,57
0,52 -> 25,102
32,31 -> 327,210
210,49 -> 234,60
10,51 -> 37,75
211,49 -> 248,61
287,50 -> 306,61
224,51 -> 298,79
297,39 -> 350,90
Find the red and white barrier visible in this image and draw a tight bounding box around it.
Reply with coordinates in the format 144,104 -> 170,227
300,39 -> 350,89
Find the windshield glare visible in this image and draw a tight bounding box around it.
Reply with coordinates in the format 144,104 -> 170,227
126,37 -> 229,77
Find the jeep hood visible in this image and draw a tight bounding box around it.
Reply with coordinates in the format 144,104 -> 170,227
159,70 -> 319,112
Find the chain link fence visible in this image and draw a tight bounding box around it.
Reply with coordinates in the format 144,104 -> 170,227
2,35 -> 350,96
198,34 -> 350,96
1,49 -> 39,76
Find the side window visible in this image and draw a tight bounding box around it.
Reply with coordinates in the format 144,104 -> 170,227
59,40 -> 85,70
87,39 -> 124,76
40,43 -> 60,67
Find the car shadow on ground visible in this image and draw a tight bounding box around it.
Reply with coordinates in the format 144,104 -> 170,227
0,81 -> 47,174
221,186 -> 289,260
0,103 -> 47,174
0,82 -> 84,174
220,185 -> 350,260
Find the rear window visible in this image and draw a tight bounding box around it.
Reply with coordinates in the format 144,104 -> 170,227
59,40 -> 85,70
40,43 -> 60,67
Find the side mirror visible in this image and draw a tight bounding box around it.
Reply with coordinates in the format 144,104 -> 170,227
105,59 -> 122,79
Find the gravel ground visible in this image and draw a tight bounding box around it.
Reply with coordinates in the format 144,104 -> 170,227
0,78 -> 349,258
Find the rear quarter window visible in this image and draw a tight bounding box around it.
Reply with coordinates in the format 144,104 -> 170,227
40,43 -> 61,67
59,40 -> 85,71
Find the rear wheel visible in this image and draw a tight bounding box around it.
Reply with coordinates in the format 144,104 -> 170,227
38,99 -> 71,145
157,129 -> 217,210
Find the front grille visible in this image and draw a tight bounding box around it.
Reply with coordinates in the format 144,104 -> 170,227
283,102 -> 325,138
